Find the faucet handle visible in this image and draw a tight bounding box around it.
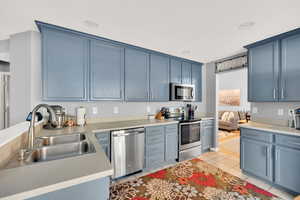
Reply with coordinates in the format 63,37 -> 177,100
26,112 -> 43,122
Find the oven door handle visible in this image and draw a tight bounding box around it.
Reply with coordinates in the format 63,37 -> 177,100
179,121 -> 201,126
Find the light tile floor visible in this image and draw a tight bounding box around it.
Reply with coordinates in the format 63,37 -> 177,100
199,151 -> 295,200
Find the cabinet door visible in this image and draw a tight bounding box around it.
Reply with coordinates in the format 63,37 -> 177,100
145,126 -> 165,169
170,58 -> 182,84
90,40 -> 124,100
150,54 -> 169,101
248,41 -> 279,102
192,63 -> 202,102
281,34 -> 300,101
124,48 -> 149,101
181,61 -> 192,84
165,126 -> 178,162
241,138 -> 273,181
274,146 -> 300,193
42,28 -> 88,101
202,125 -> 213,151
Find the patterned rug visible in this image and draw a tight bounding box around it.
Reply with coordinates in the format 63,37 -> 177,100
110,159 -> 281,200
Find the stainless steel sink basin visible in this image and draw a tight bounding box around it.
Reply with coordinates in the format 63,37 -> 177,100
38,133 -> 86,146
26,141 -> 95,163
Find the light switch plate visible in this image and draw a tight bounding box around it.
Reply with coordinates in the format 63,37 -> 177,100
92,107 -> 98,115
113,106 -> 119,114
278,108 -> 284,116
252,107 -> 258,114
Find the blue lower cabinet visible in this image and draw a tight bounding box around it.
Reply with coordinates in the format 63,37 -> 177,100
95,132 -> 110,159
274,146 -> 300,193
26,177 -> 110,200
165,125 -> 178,162
201,122 -> 214,152
241,138 -> 273,181
145,126 -> 165,169
145,125 -> 178,170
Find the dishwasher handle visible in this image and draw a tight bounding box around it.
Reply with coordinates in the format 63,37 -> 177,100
112,129 -> 144,137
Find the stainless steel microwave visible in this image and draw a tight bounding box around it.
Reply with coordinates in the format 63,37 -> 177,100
170,83 -> 195,101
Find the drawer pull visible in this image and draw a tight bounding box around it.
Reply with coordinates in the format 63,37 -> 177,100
285,141 -> 300,146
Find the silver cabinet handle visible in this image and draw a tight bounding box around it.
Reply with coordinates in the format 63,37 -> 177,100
273,88 -> 276,100
281,88 -> 284,99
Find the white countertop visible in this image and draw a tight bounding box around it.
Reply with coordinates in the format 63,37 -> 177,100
239,121 -> 300,137
0,119 -> 180,200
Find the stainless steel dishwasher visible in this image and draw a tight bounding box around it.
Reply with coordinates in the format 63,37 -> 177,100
111,127 -> 145,178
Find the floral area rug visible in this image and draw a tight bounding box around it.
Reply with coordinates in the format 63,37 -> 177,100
110,158 -> 281,200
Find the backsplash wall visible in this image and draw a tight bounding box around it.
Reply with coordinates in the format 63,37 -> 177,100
39,101 -> 206,121
251,102 -> 300,126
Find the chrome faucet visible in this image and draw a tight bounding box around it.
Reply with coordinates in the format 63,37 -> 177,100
27,104 -> 58,150
20,104 -> 58,160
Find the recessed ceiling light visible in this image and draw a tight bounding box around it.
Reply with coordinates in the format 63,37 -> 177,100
238,21 -> 255,30
181,50 -> 191,55
83,20 -> 99,28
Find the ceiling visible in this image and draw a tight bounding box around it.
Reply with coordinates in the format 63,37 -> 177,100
1,0 -> 300,63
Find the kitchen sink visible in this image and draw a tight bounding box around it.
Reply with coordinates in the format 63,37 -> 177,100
26,141 -> 95,163
38,133 -> 86,146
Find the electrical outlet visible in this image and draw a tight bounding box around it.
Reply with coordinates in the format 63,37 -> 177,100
278,108 -> 284,116
113,106 -> 119,114
146,106 -> 151,113
252,107 -> 258,114
92,107 -> 98,115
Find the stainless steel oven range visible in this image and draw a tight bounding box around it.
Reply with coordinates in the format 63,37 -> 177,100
178,119 -> 202,161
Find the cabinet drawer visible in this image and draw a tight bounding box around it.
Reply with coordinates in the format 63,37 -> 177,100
146,126 -> 164,144
146,142 -> 164,156
146,133 -> 164,145
241,128 -> 273,143
165,125 -> 178,134
276,134 -> 300,149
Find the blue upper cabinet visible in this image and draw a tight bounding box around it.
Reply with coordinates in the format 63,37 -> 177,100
247,41 -> 279,102
36,21 -> 203,102
170,58 -> 182,84
125,48 -> 149,101
245,27 -> 300,102
192,63 -> 202,102
181,61 -> 192,84
42,28 -> 89,101
90,40 -> 124,100
150,54 -> 169,101
280,33 -> 300,101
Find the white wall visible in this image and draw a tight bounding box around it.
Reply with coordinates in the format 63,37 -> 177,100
9,32 -> 32,126
217,68 -> 250,112
9,31 -> 209,125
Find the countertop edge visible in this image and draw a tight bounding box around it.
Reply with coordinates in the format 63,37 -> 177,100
239,122 -> 300,136
0,169 -> 113,200
91,120 -> 179,133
